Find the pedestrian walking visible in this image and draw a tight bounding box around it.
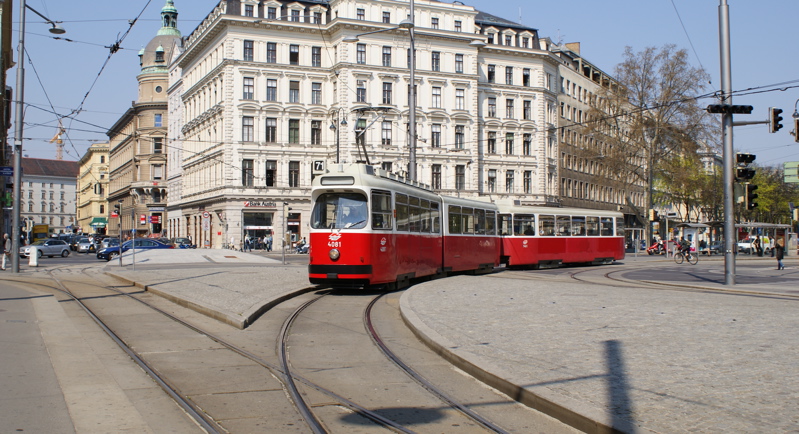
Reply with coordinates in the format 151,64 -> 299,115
266,234 -> 272,252
754,236 -> 763,257
244,234 -> 251,252
2,233 -> 10,270
775,238 -> 785,270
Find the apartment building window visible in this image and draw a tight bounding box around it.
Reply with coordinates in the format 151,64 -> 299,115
431,17 -> 439,29
431,124 -> 441,147
311,82 -> 322,104
488,65 -> 495,82
505,35 -> 513,46
267,7 -> 277,19
154,113 -> 162,127
290,9 -> 300,22
455,53 -> 463,73
289,119 -> 300,144
522,37 -> 530,48
432,87 -> 441,108
28,191 -> 32,199
313,12 -> 321,24
243,77 -> 254,99
523,100 -> 531,120
153,137 -> 163,154
265,160 -> 277,186
312,47 -> 321,67
431,51 -> 440,72
357,8 -> 365,20
382,46 -> 391,67
487,169 -> 496,192
289,81 -> 299,103
356,119 -> 366,149
242,116 -> 254,141
266,118 -> 277,142
242,159 -> 254,186
267,42 -> 277,63
382,11 -> 390,23
289,45 -> 299,65
381,121 -> 392,145
506,98 -> 514,118
455,89 -> 465,110
505,133 -> 514,155
243,40 -> 254,61
523,170 -> 532,193
266,79 -> 277,101
244,4 -> 254,17
505,170 -> 514,193
41,191 -> 46,199
523,133 -> 532,155
357,43 -> 366,64
523,68 -> 530,86
28,203 -> 33,212
455,165 -> 465,190
311,120 -> 321,145
356,80 -> 366,102
432,164 -> 442,189
487,34 -> 494,44
382,82 -> 392,105
289,161 -> 300,187
454,20 -> 462,32
153,164 -> 163,180
505,66 -> 513,85
488,97 -> 496,117
455,125 -> 464,149
60,191 -> 64,200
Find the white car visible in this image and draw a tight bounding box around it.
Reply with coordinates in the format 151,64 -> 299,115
20,239 -> 70,258
76,237 -> 96,253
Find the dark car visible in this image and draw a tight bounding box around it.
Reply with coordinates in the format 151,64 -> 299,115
96,238 -> 174,261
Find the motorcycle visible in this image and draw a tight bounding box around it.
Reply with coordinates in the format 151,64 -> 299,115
646,241 -> 665,255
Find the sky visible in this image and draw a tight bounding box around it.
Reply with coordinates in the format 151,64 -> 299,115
12,0 -> 799,168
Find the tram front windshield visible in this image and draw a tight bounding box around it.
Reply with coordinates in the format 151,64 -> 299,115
311,192 -> 369,229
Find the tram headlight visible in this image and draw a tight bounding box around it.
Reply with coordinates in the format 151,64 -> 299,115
329,248 -> 340,261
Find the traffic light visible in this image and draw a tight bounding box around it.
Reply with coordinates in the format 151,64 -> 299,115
648,209 -> 659,221
735,153 -> 756,182
794,118 -> 799,142
769,107 -> 784,133
706,104 -> 754,114
745,184 -> 758,210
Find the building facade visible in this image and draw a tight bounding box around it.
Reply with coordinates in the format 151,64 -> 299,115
19,158 -> 79,236
166,0 -> 576,249
76,142 -> 110,234
106,0 -> 180,238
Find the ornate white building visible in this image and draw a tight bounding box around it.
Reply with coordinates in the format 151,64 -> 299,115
166,0 -> 573,249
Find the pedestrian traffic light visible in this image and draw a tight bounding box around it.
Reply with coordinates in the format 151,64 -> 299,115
736,167 -> 755,180
735,153 -> 756,182
745,184 -> 758,210
769,107 -> 784,133
736,153 -> 755,165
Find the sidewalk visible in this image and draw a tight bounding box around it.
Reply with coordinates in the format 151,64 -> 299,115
105,249 -> 799,432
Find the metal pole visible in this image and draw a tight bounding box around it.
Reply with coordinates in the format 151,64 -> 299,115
282,202 -> 287,265
336,111 -> 340,164
407,0 -> 417,181
118,199 -> 123,266
719,0 -> 735,285
10,0 -> 27,273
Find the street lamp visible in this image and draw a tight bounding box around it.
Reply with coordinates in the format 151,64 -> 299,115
329,110 -> 347,164
10,1 -> 65,273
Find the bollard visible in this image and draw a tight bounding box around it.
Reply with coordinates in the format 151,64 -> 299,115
28,246 -> 39,267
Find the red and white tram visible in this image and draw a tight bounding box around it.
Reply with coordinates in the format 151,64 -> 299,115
495,200 -> 625,268
308,164 -> 624,288
308,164 -> 498,288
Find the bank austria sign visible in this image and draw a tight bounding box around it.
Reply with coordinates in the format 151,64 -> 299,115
243,201 -> 277,208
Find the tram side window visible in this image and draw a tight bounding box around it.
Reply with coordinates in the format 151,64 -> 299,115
514,214 -> 535,235
572,216 -> 586,235
448,205 -> 462,234
396,194 -> 410,231
409,196 -> 421,232
499,214 -> 512,235
371,190 -> 393,230
539,215 -> 555,236
600,217 -> 614,236
474,208 -> 486,234
420,199 -> 431,232
615,218 -> 624,237
586,216 -> 600,236
485,210 -> 497,235
431,202 -> 441,233
556,215 -> 571,236
462,207 -> 475,234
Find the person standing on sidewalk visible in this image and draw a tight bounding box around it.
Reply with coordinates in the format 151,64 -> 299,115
775,238 -> 785,270
2,233 -> 10,270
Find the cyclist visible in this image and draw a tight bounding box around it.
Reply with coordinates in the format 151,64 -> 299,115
678,237 -> 691,256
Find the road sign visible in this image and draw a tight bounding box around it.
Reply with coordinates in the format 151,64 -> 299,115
140,214 -> 146,224
202,211 -> 210,219
0,166 -> 13,177
110,211 -> 119,218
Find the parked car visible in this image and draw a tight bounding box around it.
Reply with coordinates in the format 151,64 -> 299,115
172,237 -> 196,248
101,238 -> 120,249
96,238 -> 174,261
20,239 -> 70,258
76,237 -> 96,253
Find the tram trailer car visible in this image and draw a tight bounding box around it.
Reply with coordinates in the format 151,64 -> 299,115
308,164 -> 499,288
495,200 -> 626,268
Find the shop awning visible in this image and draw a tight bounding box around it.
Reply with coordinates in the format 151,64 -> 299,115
90,217 -> 107,227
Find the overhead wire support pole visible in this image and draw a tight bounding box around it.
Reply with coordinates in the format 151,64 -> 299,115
10,0 -> 27,273
719,0 -> 735,285
407,0 -> 417,182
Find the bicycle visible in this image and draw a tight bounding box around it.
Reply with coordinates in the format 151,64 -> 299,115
674,249 -> 698,265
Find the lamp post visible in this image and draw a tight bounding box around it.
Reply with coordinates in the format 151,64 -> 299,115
10,1 -> 65,273
329,109 -> 347,163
